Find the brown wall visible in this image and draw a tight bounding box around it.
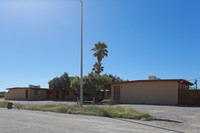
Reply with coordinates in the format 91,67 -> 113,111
64,90 -> 74,100
178,90 -> 200,105
111,81 -> 179,105
4,93 -> 9,100
8,89 -> 26,100
29,89 -> 47,100
7,88 -> 47,100
48,90 -> 74,101
49,90 -> 57,100
7,88 -> 74,101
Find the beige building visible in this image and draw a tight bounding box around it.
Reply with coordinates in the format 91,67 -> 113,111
5,85 -> 75,101
105,77 -> 193,105
6,87 -> 48,100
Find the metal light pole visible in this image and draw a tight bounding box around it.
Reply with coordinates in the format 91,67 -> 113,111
80,0 -> 83,107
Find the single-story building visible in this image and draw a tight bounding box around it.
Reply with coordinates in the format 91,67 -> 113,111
5,85 -> 74,101
105,76 -> 194,105
6,87 -> 48,100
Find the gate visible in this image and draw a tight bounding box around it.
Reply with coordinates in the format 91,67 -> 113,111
178,90 -> 200,105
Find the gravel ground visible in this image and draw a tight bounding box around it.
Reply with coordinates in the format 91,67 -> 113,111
119,104 -> 200,123
119,104 -> 200,132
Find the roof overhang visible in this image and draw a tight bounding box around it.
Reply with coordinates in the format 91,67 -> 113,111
104,79 -> 194,86
7,87 -> 49,90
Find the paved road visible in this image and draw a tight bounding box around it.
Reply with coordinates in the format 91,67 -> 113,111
0,108 -> 188,133
2,99 -> 200,132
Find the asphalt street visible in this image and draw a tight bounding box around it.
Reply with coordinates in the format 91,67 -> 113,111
0,108 -> 185,133
1,99 -> 200,132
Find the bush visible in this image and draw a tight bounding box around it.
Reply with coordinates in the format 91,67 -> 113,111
0,91 -> 6,98
0,101 -> 8,108
36,104 -> 152,120
0,102 -> 153,120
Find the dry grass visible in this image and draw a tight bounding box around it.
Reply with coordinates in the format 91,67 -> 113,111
0,101 -> 8,108
25,104 -> 153,120
0,101 -> 24,109
0,101 -> 153,120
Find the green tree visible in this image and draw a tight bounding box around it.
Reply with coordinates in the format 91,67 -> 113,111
108,74 -> 124,83
91,41 -> 108,74
70,76 -> 80,93
49,73 -> 71,90
70,73 -> 112,97
0,91 -> 6,94
48,77 -> 61,90
48,73 -> 71,99
0,91 -> 6,98
84,72 -> 112,97
92,62 -> 104,74
60,72 -> 70,90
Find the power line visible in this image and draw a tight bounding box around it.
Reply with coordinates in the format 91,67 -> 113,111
188,77 -> 200,81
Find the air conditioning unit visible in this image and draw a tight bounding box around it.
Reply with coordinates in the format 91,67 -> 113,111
33,85 -> 40,88
29,85 -> 33,88
149,76 -> 157,80
29,85 -> 40,88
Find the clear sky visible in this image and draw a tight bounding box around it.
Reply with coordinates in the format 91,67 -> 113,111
0,0 -> 200,91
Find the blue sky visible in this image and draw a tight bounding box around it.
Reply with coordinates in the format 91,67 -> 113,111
0,0 -> 200,91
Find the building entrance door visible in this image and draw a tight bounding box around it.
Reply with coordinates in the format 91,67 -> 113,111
114,86 -> 120,100
26,90 -> 28,99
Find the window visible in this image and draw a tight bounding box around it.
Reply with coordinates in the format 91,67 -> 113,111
178,83 -> 183,90
34,90 -> 42,95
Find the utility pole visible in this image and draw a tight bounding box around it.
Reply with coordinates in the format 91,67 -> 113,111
195,80 -> 198,90
80,0 -> 83,107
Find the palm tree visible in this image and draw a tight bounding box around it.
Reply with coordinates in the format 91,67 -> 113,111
92,62 -> 104,74
91,41 -> 108,74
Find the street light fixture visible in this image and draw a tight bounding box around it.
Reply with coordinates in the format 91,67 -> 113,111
80,0 -> 83,107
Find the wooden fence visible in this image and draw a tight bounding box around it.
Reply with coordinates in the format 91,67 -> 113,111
178,90 -> 200,105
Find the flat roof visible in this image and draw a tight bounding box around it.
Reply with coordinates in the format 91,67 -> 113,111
104,79 -> 194,86
7,87 -> 49,90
